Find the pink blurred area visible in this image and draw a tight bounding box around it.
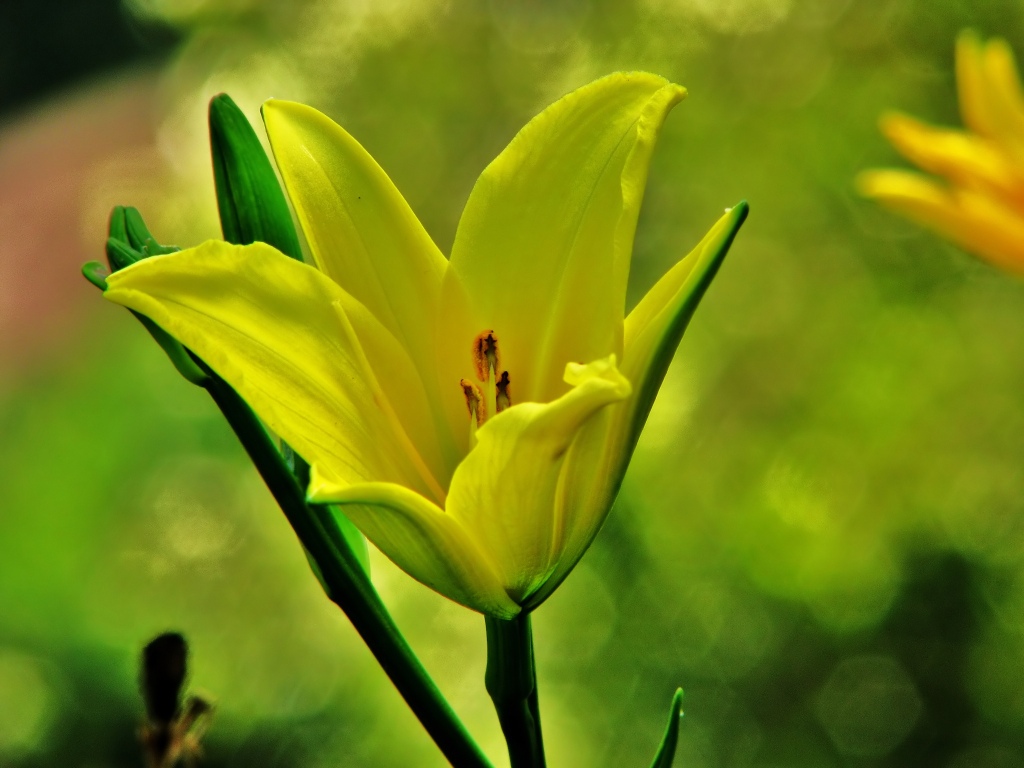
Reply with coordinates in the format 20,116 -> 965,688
0,73 -> 162,371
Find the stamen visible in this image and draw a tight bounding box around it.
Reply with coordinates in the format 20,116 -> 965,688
496,371 -> 511,413
473,331 -> 500,382
460,379 -> 486,427
460,378 -> 486,447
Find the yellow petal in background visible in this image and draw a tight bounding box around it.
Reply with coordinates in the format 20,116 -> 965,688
957,31 -> 994,139
857,169 -> 1024,273
957,32 -> 1024,163
442,73 -> 686,407
879,112 -> 1024,207
104,241 -> 446,500
979,37 -> 1024,162
308,470 -> 519,618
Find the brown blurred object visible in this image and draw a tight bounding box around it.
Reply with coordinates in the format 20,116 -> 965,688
0,72 -> 162,371
140,632 -> 214,768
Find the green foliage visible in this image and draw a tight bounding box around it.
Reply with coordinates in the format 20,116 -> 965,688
648,689 -> 684,768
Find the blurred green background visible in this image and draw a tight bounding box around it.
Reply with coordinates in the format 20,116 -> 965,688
3,0 -> 1024,765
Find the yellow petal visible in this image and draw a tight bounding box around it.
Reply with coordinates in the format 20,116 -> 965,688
439,73 -> 686,420
979,38 -> 1024,162
879,112 -> 1024,208
334,289 -> 457,490
309,468 -> 519,618
857,169 -> 1024,273
445,355 -> 631,604
526,205 -> 748,608
262,100 -> 452,417
958,30 -> 995,138
104,241 -> 447,501
957,32 -> 1024,163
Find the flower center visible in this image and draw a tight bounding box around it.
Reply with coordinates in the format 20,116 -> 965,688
461,330 -> 512,444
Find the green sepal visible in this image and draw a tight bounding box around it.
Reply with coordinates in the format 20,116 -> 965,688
82,261 -> 110,290
106,237 -> 142,271
123,206 -> 149,251
123,207 -> 179,256
648,689 -> 684,768
209,93 -> 303,260
87,208 -> 208,386
109,206 -> 128,245
106,207 -> 140,271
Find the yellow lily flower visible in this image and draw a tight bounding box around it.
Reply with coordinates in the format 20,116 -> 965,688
103,73 -> 747,619
858,32 -> 1024,274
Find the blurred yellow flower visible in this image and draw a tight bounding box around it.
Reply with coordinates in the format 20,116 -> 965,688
103,73 -> 746,618
858,32 -> 1024,273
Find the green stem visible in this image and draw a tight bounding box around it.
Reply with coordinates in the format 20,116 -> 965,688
202,371 -> 491,768
485,613 -> 546,768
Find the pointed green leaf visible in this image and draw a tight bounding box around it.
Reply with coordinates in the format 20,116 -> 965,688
649,688 -> 684,768
209,93 -> 303,260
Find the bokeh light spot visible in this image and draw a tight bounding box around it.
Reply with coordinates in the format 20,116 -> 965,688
0,648 -> 55,758
815,654 -> 922,757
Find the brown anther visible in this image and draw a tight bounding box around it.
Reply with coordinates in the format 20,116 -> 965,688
496,371 -> 511,413
472,330 -> 500,382
460,378 -> 487,426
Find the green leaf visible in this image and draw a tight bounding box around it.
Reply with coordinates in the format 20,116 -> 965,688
649,689 -> 684,768
209,93 -> 303,260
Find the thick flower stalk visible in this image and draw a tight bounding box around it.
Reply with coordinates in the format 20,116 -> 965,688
858,32 -> 1024,273
102,72 -> 747,619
